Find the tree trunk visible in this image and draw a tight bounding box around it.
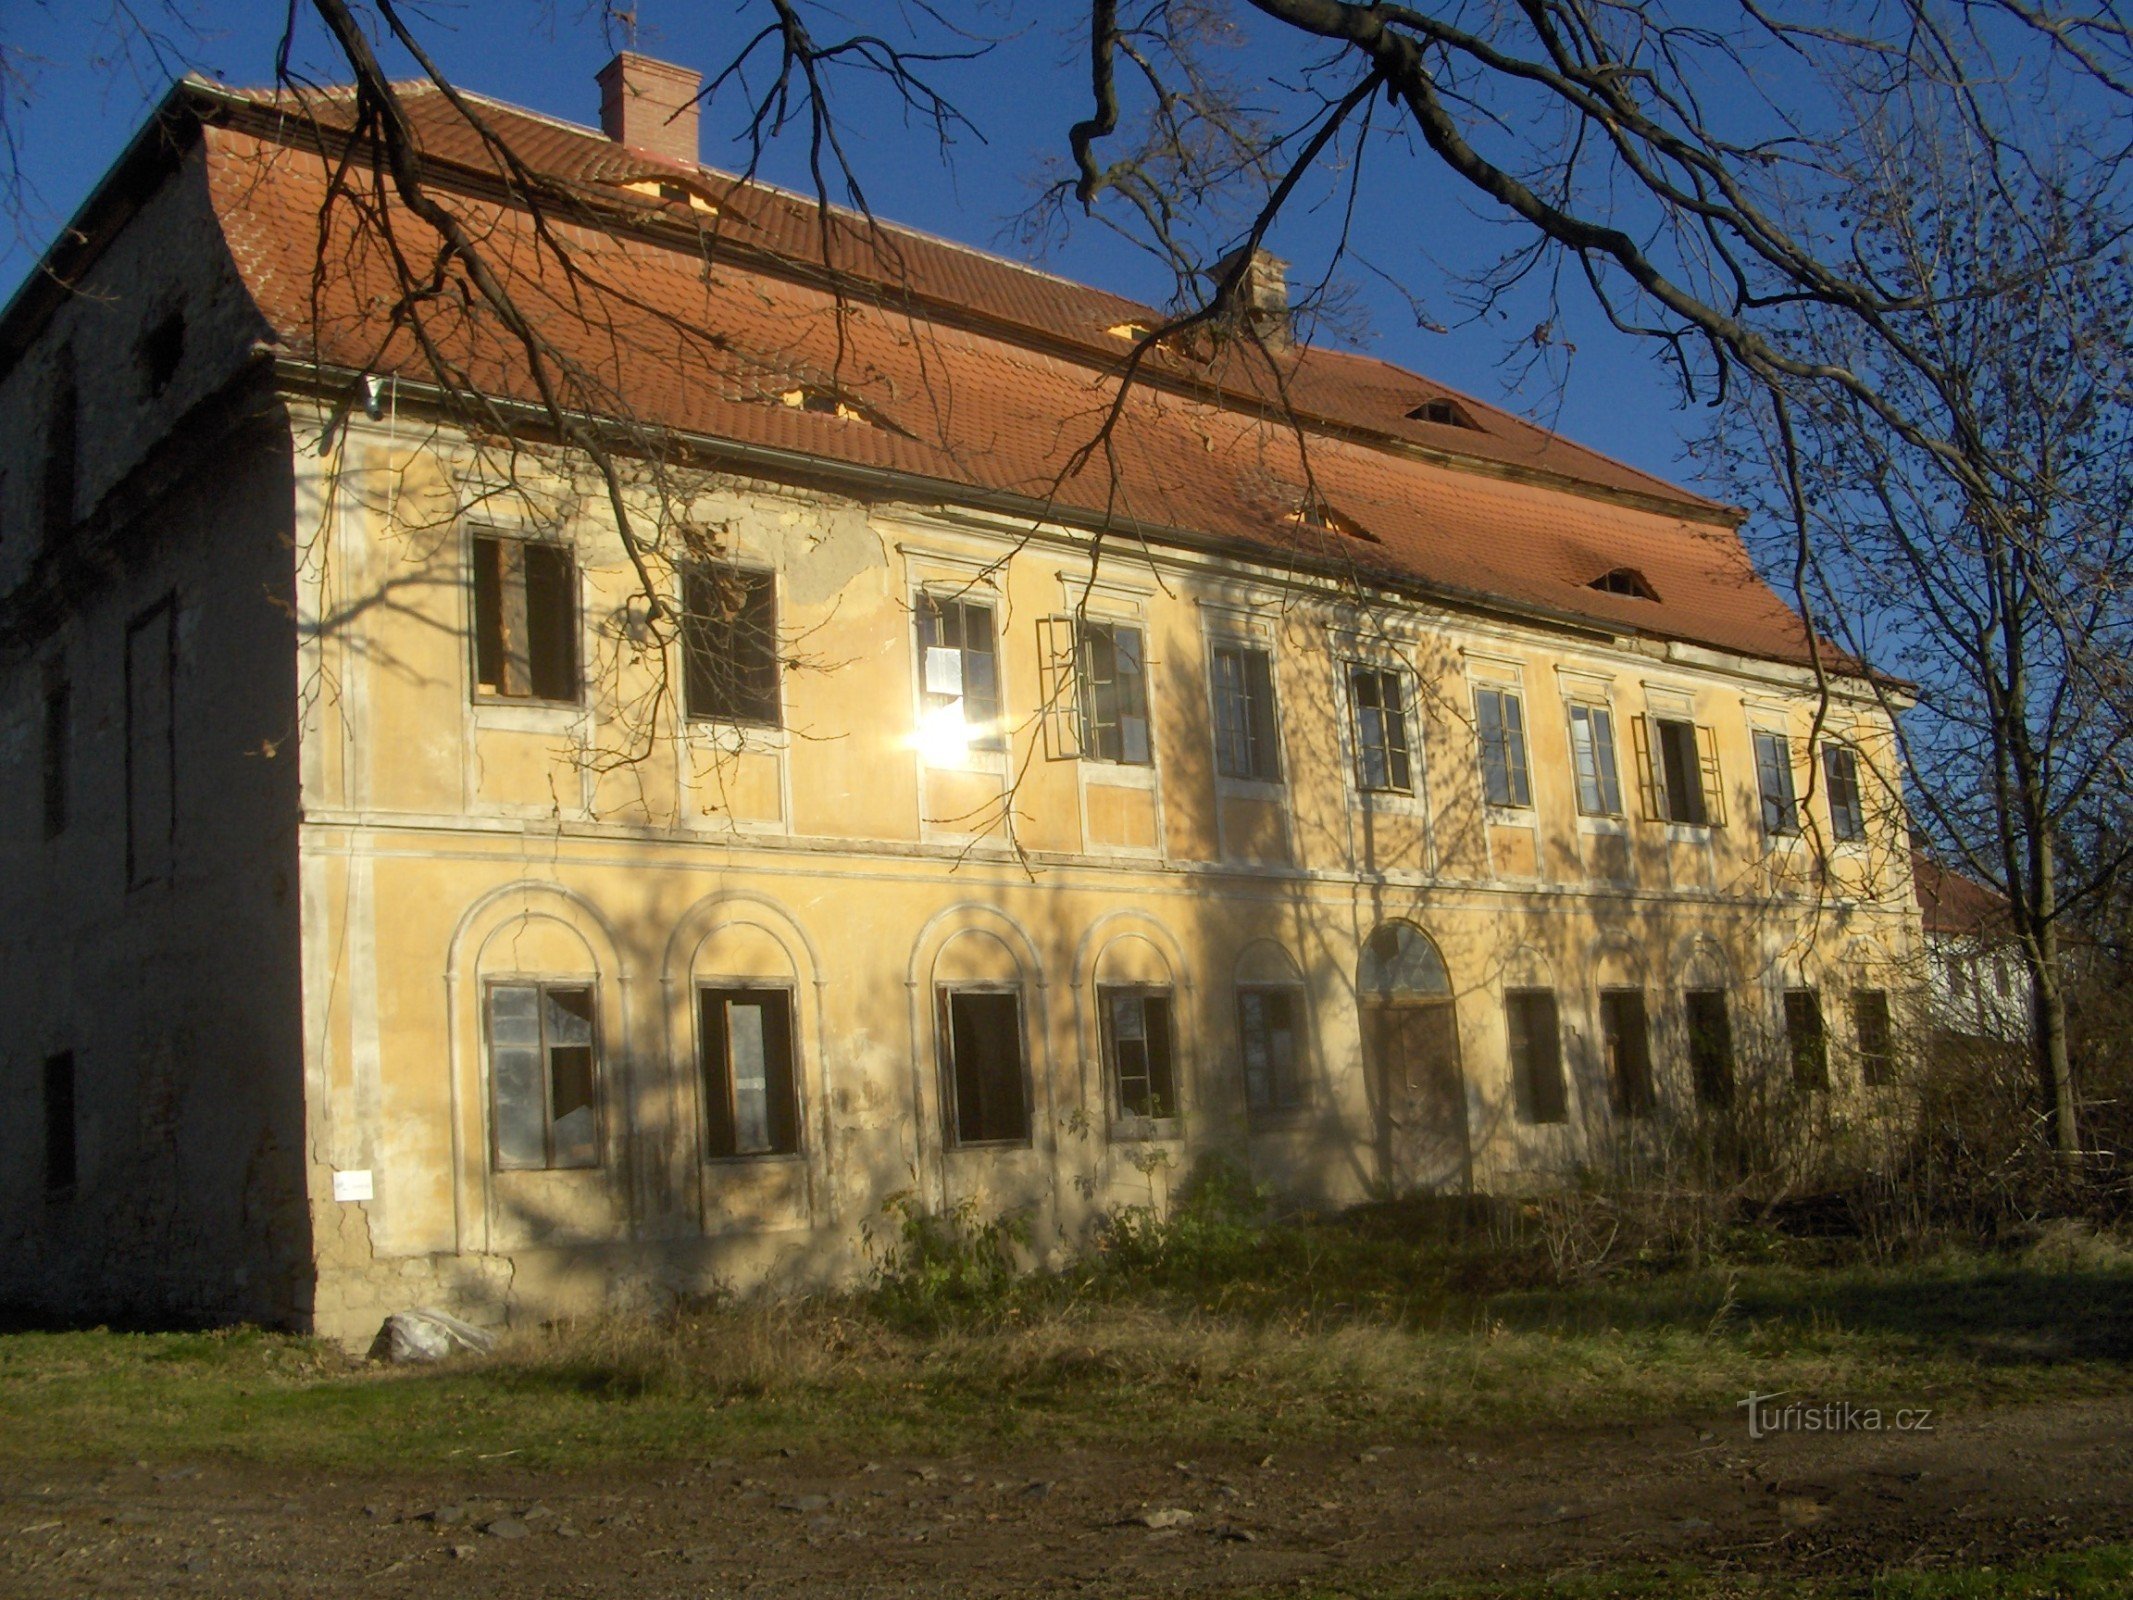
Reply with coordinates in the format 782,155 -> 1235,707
2029,918 -> 2080,1161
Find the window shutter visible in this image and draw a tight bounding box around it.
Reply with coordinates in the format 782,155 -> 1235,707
1035,615 -> 1082,761
1631,713 -> 1664,820
1695,722 -> 1727,826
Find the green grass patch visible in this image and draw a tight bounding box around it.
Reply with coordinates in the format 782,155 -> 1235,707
1,1199 -> 2128,1471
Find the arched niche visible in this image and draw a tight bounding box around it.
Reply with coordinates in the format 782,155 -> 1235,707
1235,938 -> 1304,988
448,879 -> 626,987
1498,942 -> 1556,992
690,920 -> 800,985
1093,931 -> 1175,988
1359,920 -> 1452,999
1590,938 -> 1647,992
934,926 -> 1027,986
1675,934 -> 1736,993
664,889 -> 822,992
475,912 -> 600,979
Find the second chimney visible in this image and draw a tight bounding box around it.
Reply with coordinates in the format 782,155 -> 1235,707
1211,245 -> 1292,348
597,51 -> 703,166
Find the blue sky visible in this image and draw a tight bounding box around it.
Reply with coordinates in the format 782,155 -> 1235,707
3,1 -> 1709,488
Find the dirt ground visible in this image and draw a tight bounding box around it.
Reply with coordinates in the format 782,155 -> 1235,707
3,1395 -> 2128,1597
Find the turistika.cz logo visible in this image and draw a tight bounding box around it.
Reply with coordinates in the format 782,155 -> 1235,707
1738,1391 -> 1936,1440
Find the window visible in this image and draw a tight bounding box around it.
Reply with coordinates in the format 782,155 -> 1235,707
1823,743 -> 1866,842
1237,987 -> 1304,1114
44,1051 -> 76,1195
43,351 -> 76,547
124,597 -> 175,887
1589,567 -> 1658,600
916,595 -> 1002,753
137,310 -> 185,398
698,988 -> 799,1157
42,665 -> 69,839
1638,714 -> 1723,826
1784,988 -> 1829,1091
1077,621 -> 1152,765
1568,702 -> 1623,816
1600,990 -> 1656,1116
682,565 -> 779,726
1102,988 -> 1178,1120
1407,397 -> 1477,428
471,534 -> 579,702
1349,666 -> 1412,793
1474,686 -> 1532,808
1685,989 -> 1734,1108
1505,989 -> 1567,1124
1754,730 -> 1799,836
941,989 -> 1028,1145
1211,644 -> 1281,782
1853,989 -> 1895,1088
486,983 -> 599,1169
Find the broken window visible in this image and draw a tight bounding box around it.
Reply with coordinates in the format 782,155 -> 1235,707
1823,743 -> 1866,842
1568,702 -> 1623,816
1077,621 -> 1152,765
1349,665 -> 1412,793
1474,686 -> 1532,808
940,988 -> 1029,1145
44,1050 -> 76,1195
1237,986 -> 1305,1114
1600,990 -> 1656,1116
916,594 -> 1002,755
42,351 -> 76,547
471,533 -> 579,702
699,987 -> 799,1158
1754,730 -> 1799,836
1505,989 -> 1567,1124
487,983 -> 599,1170
1785,988 -> 1829,1091
1211,644 -> 1280,782
1406,396 -> 1477,428
1589,568 -> 1658,600
124,597 -> 175,887
42,664 -> 69,840
682,564 -> 780,726
1685,989 -> 1735,1108
1102,988 -> 1178,1121
1636,714 -> 1723,826
1853,989 -> 1895,1088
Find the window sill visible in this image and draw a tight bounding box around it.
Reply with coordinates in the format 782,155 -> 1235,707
1110,1115 -> 1182,1143
703,1150 -> 805,1167
1661,821 -> 1716,845
1356,786 -> 1425,815
1485,803 -> 1536,825
473,699 -> 584,733
1081,759 -> 1158,786
686,719 -> 790,754
945,1137 -> 1034,1153
923,747 -> 1010,779
1575,814 -> 1628,836
1215,775 -> 1286,801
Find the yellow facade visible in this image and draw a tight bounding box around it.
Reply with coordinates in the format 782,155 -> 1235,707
288,422 -> 1916,1343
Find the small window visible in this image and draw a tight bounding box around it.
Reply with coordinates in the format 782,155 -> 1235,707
44,1051 -> 77,1195
682,565 -> 779,726
1823,743 -> 1866,842
137,310 -> 186,398
471,534 -> 579,702
1474,686 -> 1532,808
1685,989 -> 1734,1108
1784,988 -> 1829,1091
699,987 -> 800,1157
1568,702 -> 1623,816
1077,621 -> 1152,765
1639,714 -> 1722,826
1349,666 -> 1412,793
916,595 -> 1002,754
42,665 -> 69,840
1237,986 -> 1305,1114
1102,988 -> 1178,1121
1600,990 -> 1656,1117
1853,989 -> 1895,1088
1754,730 -> 1799,836
1406,397 -> 1477,429
487,983 -> 600,1170
1589,568 -> 1658,601
941,988 -> 1029,1145
1506,989 -> 1567,1124
124,597 -> 176,888
1211,644 -> 1281,783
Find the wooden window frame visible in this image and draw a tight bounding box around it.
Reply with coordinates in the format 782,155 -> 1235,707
917,592 -> 1005,754
1505,988 -> 1568,1125
1237,985 -> 1308,1117
484,980 -> 602,1171
1474,685 -> 1533,809
470,531 -> 582,705
1100,985 -> 1180,1125
1348,663 -> 1414,795
682,564 -> 781,728
1210,642 -> 1282,784
1567,700 -> 1624,818
937,984 -> 1032,1148
697,985 -> 803,1159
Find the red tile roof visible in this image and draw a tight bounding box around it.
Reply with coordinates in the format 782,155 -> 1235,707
1912,852 -> 2013,938
191,76 -> 1827,667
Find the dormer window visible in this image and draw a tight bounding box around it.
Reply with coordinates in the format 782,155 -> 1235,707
1407,397 -> 1479,429
1288,492 -> 1377,543
780,387 -> 872,424
1590,567 -> 1659,601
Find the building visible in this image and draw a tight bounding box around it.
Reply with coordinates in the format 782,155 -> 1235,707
1911,852 -> 2030,1046
0,54 -> 1920,1343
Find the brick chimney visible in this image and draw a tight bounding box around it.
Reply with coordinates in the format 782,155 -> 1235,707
1211,245 -> 1291,348
596,51 -> 702,165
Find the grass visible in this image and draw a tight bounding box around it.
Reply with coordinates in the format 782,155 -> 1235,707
1,1196 -> 2128,1472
